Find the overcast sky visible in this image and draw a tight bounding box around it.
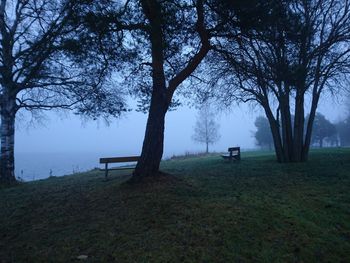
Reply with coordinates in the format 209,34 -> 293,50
15,92 -> 347,158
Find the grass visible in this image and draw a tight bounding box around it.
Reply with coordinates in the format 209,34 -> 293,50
0,148 -> 349,262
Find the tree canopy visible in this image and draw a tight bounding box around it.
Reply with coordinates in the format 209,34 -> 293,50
71,0 -> 214,179
0,0 -> 126,184
204,0 -> 350,162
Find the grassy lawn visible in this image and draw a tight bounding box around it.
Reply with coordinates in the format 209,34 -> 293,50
0,149 -> 349,262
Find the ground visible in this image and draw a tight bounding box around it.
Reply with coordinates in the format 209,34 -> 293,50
0,149 -> 349,262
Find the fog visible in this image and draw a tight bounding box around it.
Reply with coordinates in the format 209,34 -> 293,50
16,105 -> 257,157
15,95 -> 346,157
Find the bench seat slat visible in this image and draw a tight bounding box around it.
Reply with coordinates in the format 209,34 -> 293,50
100,156 -> 140,163
99,166 -> 135,171
221,153 -> 238,158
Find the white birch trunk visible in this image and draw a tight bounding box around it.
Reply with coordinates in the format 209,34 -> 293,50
0,97 -> 17,184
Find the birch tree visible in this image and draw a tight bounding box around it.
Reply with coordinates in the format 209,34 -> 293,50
0,0 -> 126,184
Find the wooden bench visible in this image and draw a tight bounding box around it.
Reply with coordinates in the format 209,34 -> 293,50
99,156 -> 139,178
221,147 -> 241,161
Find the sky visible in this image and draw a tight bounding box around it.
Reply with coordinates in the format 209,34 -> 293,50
15,92 -> 347,158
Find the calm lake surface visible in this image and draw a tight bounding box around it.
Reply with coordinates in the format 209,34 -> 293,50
15,152 -> 115,181
15,149 -> 249,181
15,151 -> 179,181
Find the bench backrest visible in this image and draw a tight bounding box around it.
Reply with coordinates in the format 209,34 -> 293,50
100,156 -> 140,164
228,147 -> 240,152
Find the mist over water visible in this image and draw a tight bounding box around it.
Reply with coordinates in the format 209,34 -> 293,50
14,96 -> 345,181
15,152 -> 101,181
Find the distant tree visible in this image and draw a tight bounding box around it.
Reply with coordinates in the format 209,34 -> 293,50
192,102 -> 220,153
207,0 -> 350,163
325,134 -> 339,147
0,0 -> 126,184
311,113 -> 337,147
337,117 -> 350,146
254,116 -> 273,150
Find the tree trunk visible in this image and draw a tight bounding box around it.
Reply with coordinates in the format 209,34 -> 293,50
264,105 -> 285,162
303,94 -> 319,161
133,0 -> 168,180
280,94 -> 293,162
133,95 -> 168,178
0,96 -> 17,184
132,0 -> 209,181
292,91 -> 305,162
206,142 -> 208,154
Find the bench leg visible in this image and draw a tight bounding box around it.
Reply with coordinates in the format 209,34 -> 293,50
105,163 -> 108,179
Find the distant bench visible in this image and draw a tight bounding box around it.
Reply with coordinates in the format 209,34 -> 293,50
99,156 -> 139,178
221,147 -> 241,161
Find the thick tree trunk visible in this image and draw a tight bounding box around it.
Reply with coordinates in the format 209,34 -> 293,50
133,95 -> 168,178
132,0 -> 209,181
280,95 -> 293,162
292,91 -> 305,162
303,94 -> 319,161
133,0 -> 168,179
0,97 -> 17,184
264,106 -> 285,162
206,142 -> 209,154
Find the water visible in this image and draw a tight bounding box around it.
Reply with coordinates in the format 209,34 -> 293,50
15,149 -> 246,181
14,149 -> 194,181
15,152 -> 105,181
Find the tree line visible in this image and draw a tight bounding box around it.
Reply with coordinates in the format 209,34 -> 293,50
1,0 -> 349,184
254,110 -> 350,149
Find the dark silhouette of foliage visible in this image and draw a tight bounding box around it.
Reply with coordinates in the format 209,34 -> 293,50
72,0 -> 213,179
0,0 -> 126,184
311,113 -> 337,147
206,0 -> 350,163
254,116 -> 273,150
337,118 -> 350,146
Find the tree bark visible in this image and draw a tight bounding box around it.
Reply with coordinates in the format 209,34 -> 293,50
133,93 -> 168,178
264,104 -> 285,162
280,94 -> 293,162
0,96 -> 17,184
302,94 -> 319,161
133,0 -> 168,179
292,90 -> 305,162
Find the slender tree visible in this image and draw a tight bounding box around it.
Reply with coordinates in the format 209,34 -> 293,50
0,0 -> 126,184
192,102 -> 220,153
208,0 -> 350,162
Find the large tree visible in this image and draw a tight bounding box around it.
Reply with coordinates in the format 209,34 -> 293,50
0,0 -> 126,184
74,0 -> 214,180
208,0 -> 350,162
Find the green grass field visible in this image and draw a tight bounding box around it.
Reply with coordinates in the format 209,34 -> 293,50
0,149 -> 349,262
